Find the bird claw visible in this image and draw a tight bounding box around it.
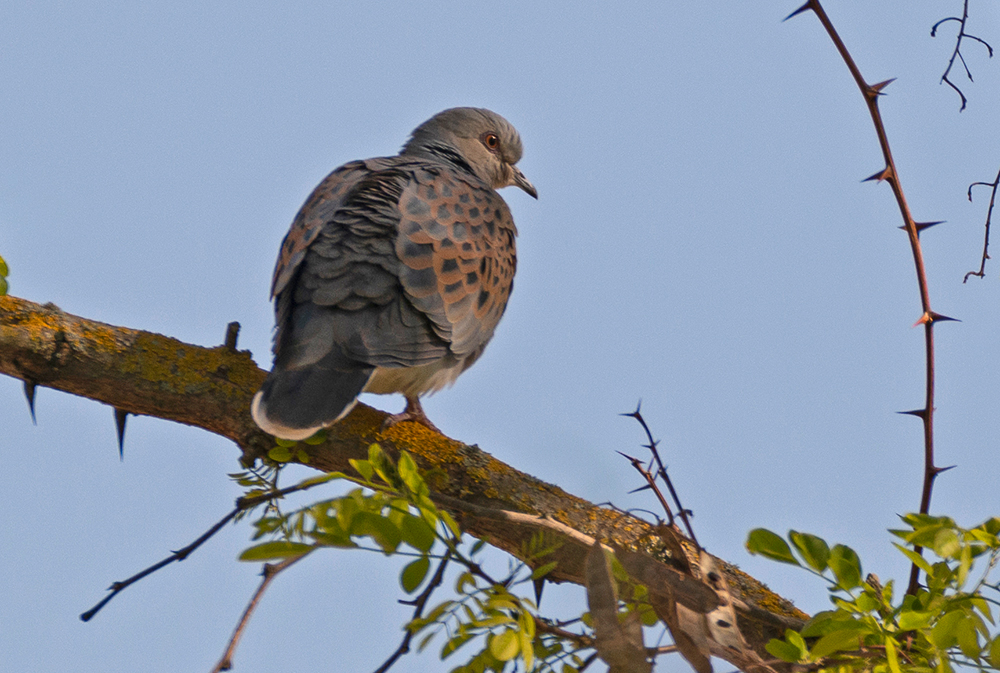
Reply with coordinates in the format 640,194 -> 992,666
381,397 -> 442,434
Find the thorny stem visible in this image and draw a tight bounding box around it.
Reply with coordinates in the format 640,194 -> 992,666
372,553 -> 452,673
788,0 -> 946,596
964,166 -> 1000,282
211,555 -> 307,672
623,405 -> 699,549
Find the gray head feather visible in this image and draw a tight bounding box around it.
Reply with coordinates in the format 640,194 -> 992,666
401,107 -> 536,198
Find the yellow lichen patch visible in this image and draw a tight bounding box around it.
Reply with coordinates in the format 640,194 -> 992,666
120,332 -> 262,396
725,563 -> 808,620
381,421 -> 465,466
334,404 -> 385,438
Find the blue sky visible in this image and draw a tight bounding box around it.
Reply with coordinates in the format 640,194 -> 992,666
2,2 -> 1000,671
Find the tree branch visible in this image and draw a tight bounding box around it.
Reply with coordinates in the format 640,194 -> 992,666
0,294 -> 806,666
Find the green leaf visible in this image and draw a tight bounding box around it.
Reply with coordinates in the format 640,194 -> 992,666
0,276 -> 7,296
274,437 -> 298,447
897,610 -> 935,631
971,597 -> 994,625
397,451 -> 426,495
295,472 -> 338,489
417,631 -> 436,654
519,626 -> 534,670
929,610 -> 963,650
0,254 -> 9,277
367,443 -> 395,485
854,592 -> 878,613
268,446 -> 294,462
441,632 -> 473,658
349,459 -> 374,482
531,561 -> 558,580
800,611 -> 839,638
238,540 -> 313,561
489,630 -> 520,662
979,517 -> 1000,537
400,555 -> 430,593
828,544 -> 862,590
400,515 -> 437,553
810,627 -> 866,658
893,543 -> 934,575
989,634 -> 1000,668
789,531 -> 830,572
885,637 -> 902,673
351,511 -> 401,553
766,636 -> 805,663
933,528 -> 961,559
746,529 -> 800,565
955,616 -> 981,659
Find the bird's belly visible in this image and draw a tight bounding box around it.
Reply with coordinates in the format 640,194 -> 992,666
363,359 -> 465,397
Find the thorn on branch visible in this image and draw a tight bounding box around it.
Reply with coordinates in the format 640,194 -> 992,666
912,311 -> 959,327
906,221 -> 944,236
23,379 -> 37,424
897,409 -> 929,420
783,0 -> 816,22
113,408 -> 129,460
931,464 -> 957,477
865,78 -> 896,99
863,167 -> 893,183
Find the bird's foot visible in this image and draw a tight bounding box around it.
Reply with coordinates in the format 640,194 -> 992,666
381,397 -> 442,434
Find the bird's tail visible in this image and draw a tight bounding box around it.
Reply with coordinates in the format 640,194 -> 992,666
251,356 -> 374,441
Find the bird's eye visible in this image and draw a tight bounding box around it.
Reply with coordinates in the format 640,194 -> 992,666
483,133 -> 499,151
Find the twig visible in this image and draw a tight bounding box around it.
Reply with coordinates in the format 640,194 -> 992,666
963,165 -> 1000,282
81,473 -> 328,621
211,554 -> 307,672
535,618 -> 595,650
931,0 -> 994,111
786,0 -> 949,596
372,552 -> 452,673
622,405 -> 699,548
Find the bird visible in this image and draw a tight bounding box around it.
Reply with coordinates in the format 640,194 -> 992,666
252,107 -> 536,440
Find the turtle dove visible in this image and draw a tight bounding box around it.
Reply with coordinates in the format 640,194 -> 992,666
252,107 -> 536,440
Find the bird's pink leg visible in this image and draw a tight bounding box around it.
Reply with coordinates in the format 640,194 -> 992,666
382,396 -> 442,434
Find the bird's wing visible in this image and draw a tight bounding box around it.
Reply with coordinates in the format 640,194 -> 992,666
394,163 -> 517,358
273,158 -> 516,373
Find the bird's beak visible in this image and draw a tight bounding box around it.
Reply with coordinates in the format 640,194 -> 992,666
511,166 -> 538,199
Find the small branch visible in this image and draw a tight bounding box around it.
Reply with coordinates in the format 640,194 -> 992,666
81,475 -> 327,621
373,553 -> 452,673
211,555 -> 307,672
932,0 -> 994,111
963,165 -> 1000,282
536,618 -> 595,650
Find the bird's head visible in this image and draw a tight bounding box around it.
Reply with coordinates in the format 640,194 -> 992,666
402,107 -> 537,199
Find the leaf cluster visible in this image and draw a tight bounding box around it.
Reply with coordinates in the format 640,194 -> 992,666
238,444 -> 596,672
747,515 -> 1000,673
